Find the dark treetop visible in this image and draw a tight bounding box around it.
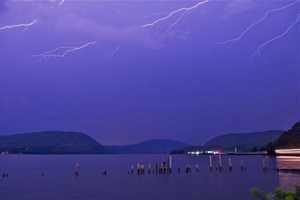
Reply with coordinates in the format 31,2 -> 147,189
273,121 -> 300,149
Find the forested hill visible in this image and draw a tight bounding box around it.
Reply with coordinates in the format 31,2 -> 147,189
0,131 -> 104,154
273,121 -> 300,149
204,130 -> 283,151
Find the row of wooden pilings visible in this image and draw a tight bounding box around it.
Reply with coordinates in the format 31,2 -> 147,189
73,162 -> 107,177
128,155 -> 270,176
0,155 -> 270,179
209,155 -> 270,172
209,155 -> 247,172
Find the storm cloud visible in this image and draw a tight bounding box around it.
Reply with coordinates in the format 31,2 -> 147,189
0,0 -> 299,144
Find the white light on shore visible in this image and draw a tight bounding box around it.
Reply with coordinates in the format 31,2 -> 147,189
275,149 -> 300,155
187,150 -> 221,155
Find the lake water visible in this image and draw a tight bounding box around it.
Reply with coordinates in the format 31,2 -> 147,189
0,155 -> 299,200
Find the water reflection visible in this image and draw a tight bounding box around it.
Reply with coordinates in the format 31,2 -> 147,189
276,156 -> 300,191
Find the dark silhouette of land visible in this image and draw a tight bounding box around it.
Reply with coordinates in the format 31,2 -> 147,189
172,130 -> 283,154
0,131 -> 188,154
2,121 -> 300,155
105,139 -> 189,154
273,121 -> 300,148
0,131 -> 104,154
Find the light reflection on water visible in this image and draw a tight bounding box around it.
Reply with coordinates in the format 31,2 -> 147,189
276,156 -> 300,191
278,172 -> 300,191
276,156 -> 300,170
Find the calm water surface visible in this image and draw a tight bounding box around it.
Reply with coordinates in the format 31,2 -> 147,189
0,155 -> 299,200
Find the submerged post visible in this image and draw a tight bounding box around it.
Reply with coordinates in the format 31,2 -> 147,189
185,164 -> 192,174
209,155 -> 213,171
130,164 -> 134,174
74,162 -> 80,177
195,164 -> 200,172
148,164 -> 152,174
168,155 -> 173,174
218,154 -> 223,171
228,157 -> 233,172
137,163 -> 140,175
262,157 -> 267,172
240,160 -> 246,171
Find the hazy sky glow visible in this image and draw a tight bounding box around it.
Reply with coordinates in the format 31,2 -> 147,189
0,0 -> 299,144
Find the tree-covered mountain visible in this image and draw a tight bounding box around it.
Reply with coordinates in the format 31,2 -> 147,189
272,121 -> 300,149
0,131 -> 104,154
204,131 -> 283,152
172,130 -> 283,153
0,132 -> 189,154
104,139 -> 189,154
1,128 -> 285,154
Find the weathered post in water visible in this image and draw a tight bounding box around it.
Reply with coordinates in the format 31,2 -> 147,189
240,160 -> 246,172
163,161 -> 167,174
209,155 -> 213,171
148,164 -> 152,174
228,157 -> 233,172
218,154 -> 223,171
262,157 -> 267,172
136,163 -> 140,175
141,164 -> 145,175
2,173 -> 8,178
155,163 -> 159,175
168,155 -> 173,174
195,164 -> 200,172
102,169 -> 107,176
185,164 -> 192,174
74,162 -> 80,177
130,164 -> 134,175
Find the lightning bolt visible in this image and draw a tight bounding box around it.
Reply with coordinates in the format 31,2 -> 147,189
33,41 -> 97,58
254,12 -> 300,55
167,11 -> 189,32
218,0 -> 300,45
141,0 -> 209,28
0,19 -> 38,31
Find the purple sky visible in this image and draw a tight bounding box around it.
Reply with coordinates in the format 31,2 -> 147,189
0,0 -> 299,145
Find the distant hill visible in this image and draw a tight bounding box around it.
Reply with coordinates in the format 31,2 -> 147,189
0,132 -> 189,154
272,121 -> 300,149
204,130 -> 283,152
0,131 -> 104,154
104,139 -> 189,154
169,131 -> 284,154
170,145 -> 203,154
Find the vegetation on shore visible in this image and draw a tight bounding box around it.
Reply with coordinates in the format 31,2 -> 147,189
0,131 -> 104,154
204,131 -> 282,152
171,130 -> 283,154
267,121 -> 300,154
273,122 -> 300,149
251,186 -> 300,200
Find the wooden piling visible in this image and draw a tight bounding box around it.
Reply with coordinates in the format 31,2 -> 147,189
218,154 -> 223,171
209,155 -> 213,171
228,157 -> 233,172
240,160 -> 246,171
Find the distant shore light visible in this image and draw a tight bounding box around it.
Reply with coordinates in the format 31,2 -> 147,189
275,149 -> 300,155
